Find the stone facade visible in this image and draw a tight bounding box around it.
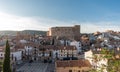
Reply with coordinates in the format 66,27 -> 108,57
55,60 -> 92,72
48,25 -> 80,40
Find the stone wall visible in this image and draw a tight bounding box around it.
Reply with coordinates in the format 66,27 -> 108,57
48,25 -> 80,40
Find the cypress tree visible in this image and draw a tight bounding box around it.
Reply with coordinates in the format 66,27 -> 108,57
51,38 -> 54,45
3,40 -> 12,72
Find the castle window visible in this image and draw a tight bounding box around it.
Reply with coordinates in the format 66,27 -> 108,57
57,28 -> 60,31
69,70 -> 72,72
82,70 -> 84,72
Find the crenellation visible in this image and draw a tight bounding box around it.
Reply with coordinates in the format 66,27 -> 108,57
48,25 -> 80,40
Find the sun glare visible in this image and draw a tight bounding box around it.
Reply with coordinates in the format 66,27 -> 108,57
0,12 -> 19,30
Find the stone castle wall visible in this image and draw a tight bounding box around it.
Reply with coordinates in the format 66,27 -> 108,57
48,25 -> 80,39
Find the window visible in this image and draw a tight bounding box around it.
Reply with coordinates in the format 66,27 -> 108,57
82,70 -> 84,72
69,70 -> 72,72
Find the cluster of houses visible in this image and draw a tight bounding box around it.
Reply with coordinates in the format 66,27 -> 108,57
0,29 -> 120,72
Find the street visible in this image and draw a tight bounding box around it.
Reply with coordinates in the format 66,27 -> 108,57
16,61 -> 51,72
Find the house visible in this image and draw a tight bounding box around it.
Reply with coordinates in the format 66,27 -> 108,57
0,45 -> 22,65
84,49 -> 108,72
70,40 -> 81,53
55,60 -> 92,72
38,45 -> 78,60
53,46 -> 78,60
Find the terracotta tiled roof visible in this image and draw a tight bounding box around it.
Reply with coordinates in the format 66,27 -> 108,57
56,60 -> 91,67
0,46 -> 20,52
39,45 -> 77,50
57,46 -> 77,50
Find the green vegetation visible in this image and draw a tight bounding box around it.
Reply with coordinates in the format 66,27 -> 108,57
0,60 -> 3,72
90,48 -> 120,72
0,30 -> 47,36
3,40 -> 12,72
21,30 -> 47,35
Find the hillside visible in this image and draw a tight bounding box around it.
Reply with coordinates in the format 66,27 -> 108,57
0,30 -> 47,36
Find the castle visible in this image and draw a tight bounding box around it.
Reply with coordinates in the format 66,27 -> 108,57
47,25 -> 80,40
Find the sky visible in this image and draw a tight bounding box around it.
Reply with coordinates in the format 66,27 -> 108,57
0,0 -> 120,33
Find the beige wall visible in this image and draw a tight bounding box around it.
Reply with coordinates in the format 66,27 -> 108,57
59,50 -> 77,58
56,67 -> 91,72
48,25 -> 80,39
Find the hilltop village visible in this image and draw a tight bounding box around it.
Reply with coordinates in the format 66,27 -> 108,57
0,25 -> 120,72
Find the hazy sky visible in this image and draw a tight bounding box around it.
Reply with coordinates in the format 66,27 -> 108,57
0,0 -> 120,33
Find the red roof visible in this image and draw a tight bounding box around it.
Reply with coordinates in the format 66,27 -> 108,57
56,60 -> 91,67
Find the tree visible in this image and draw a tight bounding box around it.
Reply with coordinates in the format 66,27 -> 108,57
55,52 -> 58,59
49,51 -> 52,57
90,48 -> 120,72
51,38 -> 54,45
67,52 -> 69,58
3,40 -> 12,72
42,48 -> 45,57
0,61 -> 2,72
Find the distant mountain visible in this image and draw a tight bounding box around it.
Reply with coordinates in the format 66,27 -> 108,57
0,30 -> 47,36
20,30 -> 47,36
